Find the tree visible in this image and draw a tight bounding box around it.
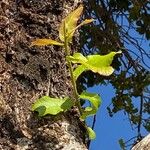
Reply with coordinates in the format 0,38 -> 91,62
79,0 -> 150,149
0,0 -> 149,150
0,0 -> 87,149
132,134 -> 150,150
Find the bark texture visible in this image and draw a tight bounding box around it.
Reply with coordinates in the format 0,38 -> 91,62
0,0 -> 87,149
131,134 -> 150,150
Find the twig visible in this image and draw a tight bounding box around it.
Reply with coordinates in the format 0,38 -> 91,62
137,95 -> 144,137
87,114 -> 97,149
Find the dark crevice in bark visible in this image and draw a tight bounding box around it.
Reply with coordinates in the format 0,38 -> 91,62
0,0 -> 87,149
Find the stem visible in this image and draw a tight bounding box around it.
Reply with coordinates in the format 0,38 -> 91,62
64,37 -> 82,115
137,95 -> 143,137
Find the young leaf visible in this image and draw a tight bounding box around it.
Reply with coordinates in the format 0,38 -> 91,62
79,92 -> 102,120
67,53 -> 87,63
31,39 -> 64,47
73,65 -> 87,80
68,19 -> 94,39
59,5 -> 83,42
32,96 -> 73,116
69,51 -> 122,77
75,19 -> 94,30
87,127 -> 96,140
85,51 -> 122,75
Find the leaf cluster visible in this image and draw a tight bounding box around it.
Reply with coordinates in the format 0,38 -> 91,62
80,0 -> 150,148
31,5 -> 120,140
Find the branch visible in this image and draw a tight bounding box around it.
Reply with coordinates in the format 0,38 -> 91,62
137,95 -> 144,138
131,134 -> 150,150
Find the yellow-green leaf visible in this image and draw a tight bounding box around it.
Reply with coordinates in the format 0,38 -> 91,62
67,53 -> 87,63
79,92 -> 101,120
76,19 -> 94,28
73,65 -> 87,80
69,51 -> 122,78
85,51 -> 122,75
31,39 -> 64,46
68,19 -> 94,39
87,127 -> 96,140
59,5 -> 83,42
32,96 -> 73,116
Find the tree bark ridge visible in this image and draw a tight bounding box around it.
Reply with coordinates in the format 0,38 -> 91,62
0,0 -> 87,149
132,134 -> 150,150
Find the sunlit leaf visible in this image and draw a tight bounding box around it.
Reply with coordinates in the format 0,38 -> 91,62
31,39 -> 64,47
76,19 -> 94,29
59,5 -> 83,42
85,51 -> 122,75
32,96 -> 73,116
87,127 -> 96,140
67,53 -> 87,63
79,92 -> 101,120
69,51 -> 122,78
68,19 -> 94,38
73,65 -> 87,80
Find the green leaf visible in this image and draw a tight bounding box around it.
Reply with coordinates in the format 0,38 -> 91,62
32,96 -> 73,116
118,139 -> 126,150
79,92 -> 102,120
68,19 -> 94,39
69,51 -> 122,78
87,127 -> 96,140
31,39 -> 64,46
59,5 -> 83,42
78,19 -> 94,27
86,51 -> 122,75
67,53 -> 87,63
73,65 -> 87,80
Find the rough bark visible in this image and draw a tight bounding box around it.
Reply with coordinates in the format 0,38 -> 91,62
131,134 -> 150,150
0,0 -> 87,149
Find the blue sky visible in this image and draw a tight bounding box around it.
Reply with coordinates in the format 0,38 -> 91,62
85,9 -> 150,150
86,38 -> 149,149
87,84 -> 148,150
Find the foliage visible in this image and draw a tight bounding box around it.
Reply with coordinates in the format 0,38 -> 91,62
31,96 -> 73,116
79,92 -> 101,120
118,139 -> 126,150
31,5 -> 121,141
67,51 -> 121,79
80,0 -> 150,148
31,39 -> 64,46
87,126 -> 96,140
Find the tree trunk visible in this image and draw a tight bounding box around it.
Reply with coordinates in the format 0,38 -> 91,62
131,134 -> 150,150
0,0 -> 87,149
